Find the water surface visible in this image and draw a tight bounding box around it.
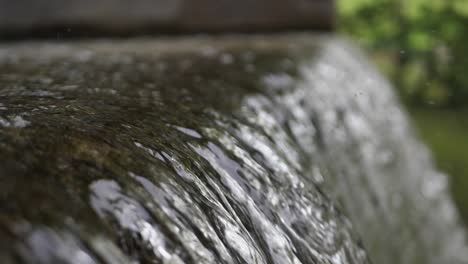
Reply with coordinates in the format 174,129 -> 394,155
0,34 -> 466,263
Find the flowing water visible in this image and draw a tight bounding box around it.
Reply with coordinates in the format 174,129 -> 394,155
0,34 -> 466,264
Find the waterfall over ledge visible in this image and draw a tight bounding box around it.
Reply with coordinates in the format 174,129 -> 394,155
0,34 -> 466,263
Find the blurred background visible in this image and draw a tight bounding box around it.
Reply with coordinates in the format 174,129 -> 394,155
339,0 -> 468,224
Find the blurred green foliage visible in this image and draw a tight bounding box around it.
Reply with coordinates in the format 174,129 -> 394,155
339,0 -> 468,107
338,0 -> 468,224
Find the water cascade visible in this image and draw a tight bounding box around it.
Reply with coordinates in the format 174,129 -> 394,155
0,34 -> 466,263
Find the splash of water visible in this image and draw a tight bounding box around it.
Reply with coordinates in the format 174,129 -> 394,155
0,34 -> 466,263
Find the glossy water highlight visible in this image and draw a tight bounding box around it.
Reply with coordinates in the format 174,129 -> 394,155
0,34 -> 466,263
